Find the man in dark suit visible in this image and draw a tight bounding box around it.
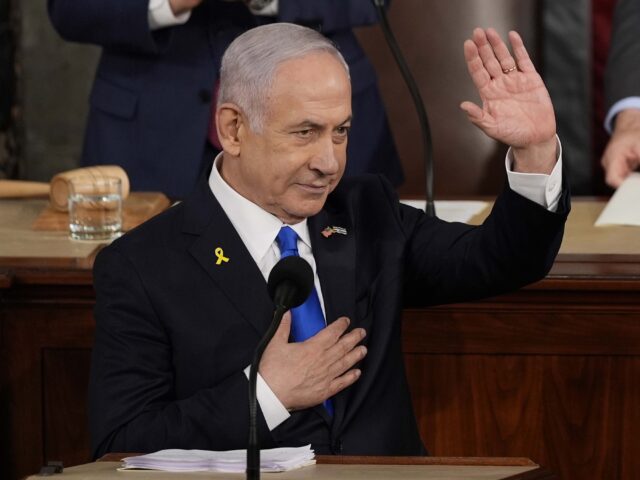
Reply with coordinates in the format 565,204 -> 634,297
602,0 -> 640,188
47,0 -> 402,198
89,23 -> 568,458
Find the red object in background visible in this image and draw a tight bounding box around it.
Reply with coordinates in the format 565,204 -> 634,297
591,0 -> 618,192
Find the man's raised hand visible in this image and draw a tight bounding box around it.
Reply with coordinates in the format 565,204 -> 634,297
460,28 -> 557,174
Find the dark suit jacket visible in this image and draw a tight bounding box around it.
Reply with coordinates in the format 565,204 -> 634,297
47,0 -> 402,198
605,0 -> 640,113
89,173 -> 569,459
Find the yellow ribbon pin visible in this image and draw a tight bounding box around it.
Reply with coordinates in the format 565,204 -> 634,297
214,247 -> 230,265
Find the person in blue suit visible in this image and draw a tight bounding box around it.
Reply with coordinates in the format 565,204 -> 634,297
89,23 -> 568,458
47,0 -> 403,198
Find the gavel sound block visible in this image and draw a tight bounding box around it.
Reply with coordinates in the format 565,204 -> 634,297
0,166 -> 170,233
0,165 -> 130,211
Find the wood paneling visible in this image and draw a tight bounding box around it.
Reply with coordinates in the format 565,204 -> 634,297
405,355 -> 640,480
401,281 -> 640,480
0,283 -> 94,480
42,348 -> 92,467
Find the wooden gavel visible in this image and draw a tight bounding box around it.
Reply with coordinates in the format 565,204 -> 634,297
0,165 -> 130,211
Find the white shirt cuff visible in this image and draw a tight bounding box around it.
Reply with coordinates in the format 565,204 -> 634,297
248,0 -> 279,16
148,0 -> 191,30
604,97 -> 640,133
244,366 -> 290,430
505,135 -> 563,213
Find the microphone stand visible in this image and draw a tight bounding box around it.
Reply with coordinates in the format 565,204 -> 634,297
247,304 -> 288,480
372,0 -> 436,217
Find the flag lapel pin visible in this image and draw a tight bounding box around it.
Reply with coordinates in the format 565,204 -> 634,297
322,226 -> 347,238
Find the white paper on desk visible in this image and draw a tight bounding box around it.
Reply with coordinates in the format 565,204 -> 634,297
120,444 -> 315,473
595,172 -> 640,226
400,199 -> 489,223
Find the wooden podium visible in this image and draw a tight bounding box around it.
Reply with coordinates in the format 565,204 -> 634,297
2,198 -> 639,480
25,455 -> 555,479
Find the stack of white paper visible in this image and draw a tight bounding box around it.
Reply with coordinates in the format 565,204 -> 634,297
120,445 -> 315,473
595,172 -> 640,226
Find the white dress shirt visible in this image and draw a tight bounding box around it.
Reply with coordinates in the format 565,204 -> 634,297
148,0 -> 191,30
505,136 -> 563,212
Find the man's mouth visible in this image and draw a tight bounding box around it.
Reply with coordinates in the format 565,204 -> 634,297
296,182 -> 330,194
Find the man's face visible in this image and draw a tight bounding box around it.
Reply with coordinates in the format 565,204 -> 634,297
221,52 -> 352,224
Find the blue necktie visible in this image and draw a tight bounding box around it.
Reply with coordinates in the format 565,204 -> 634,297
276,226 -> 334,416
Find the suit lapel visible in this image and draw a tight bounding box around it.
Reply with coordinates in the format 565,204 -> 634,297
309,207 -> 357,434
183,181 -> 274,337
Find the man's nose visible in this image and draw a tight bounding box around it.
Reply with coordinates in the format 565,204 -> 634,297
311,136 -> 341,175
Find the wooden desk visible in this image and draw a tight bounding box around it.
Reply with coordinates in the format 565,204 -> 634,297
2,198 -> 638,480
25,456 -> 554,480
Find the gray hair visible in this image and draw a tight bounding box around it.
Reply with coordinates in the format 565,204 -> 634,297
217,23 -> 350,132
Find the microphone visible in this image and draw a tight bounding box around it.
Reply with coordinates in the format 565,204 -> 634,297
371,0 -> 436,217
247,256 -> 314,480
267,256 -> 314,309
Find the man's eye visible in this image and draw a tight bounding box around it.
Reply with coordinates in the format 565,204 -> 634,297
335,126 -> 350,136
296,129 -> 313,138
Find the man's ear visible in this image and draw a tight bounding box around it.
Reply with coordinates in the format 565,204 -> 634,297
216,103 -> 245,156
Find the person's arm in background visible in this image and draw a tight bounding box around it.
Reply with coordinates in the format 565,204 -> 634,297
46,0 -> 382,55
601,0 -> 640,188
275,0 -> 385,32
46,0 -> 203,55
